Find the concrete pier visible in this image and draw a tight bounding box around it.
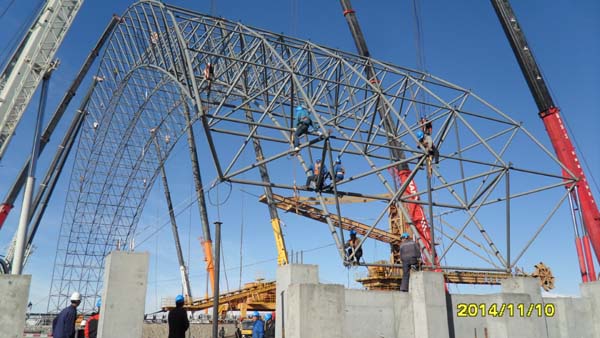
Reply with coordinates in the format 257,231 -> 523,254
0,274 -> 31,338
97,251 -> 149,338
277,264 -> 600,338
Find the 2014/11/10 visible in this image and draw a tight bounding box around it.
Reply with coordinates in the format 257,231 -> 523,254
456,303 -> 555,318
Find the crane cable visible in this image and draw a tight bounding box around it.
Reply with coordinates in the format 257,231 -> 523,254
410,0 -> 428,120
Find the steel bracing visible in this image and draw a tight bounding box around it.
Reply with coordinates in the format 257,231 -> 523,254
48,0 -> 574,312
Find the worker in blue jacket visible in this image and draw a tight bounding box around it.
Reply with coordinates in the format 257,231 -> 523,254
52,292 -> 81,338
251,311 -> 264,338
292,105 -> 318,152
332,158 -> 345,182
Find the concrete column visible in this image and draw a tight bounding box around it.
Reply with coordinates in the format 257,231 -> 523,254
0,275 -> 31,338
275,264 -> 319,338
581,280 -> 600,337
97,251 -> 149,338
497,277 -> 546,338
286,283 -> 344,338
409,271 -> 450,338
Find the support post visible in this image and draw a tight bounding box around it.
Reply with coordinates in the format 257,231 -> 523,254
11,69 -> 53,274
426,163 -> 435,266
212,221 -> 222,338
506,166 -> 511,272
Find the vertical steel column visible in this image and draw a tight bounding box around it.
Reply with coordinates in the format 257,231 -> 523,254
245,109 -> 289,265
426,163 -> 435,266
153,138 -> 192,299
11,69 -> 54,274
183,106 -> 215,294
505,167 -> 511,272
212,221 -> 222,338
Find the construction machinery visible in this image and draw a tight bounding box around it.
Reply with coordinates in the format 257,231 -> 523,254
491,0 -> 599,282
0,0 -> 84,160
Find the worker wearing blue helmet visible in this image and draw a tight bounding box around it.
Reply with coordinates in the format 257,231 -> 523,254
416,130 -> 439,164
292,105 -> 318,152
264,313 -> 275,338
399,233 -> 422,292
333,157 -> 345,182
251,311 -> 264,338
345,229 -> 363,264
168,294 -> 189,338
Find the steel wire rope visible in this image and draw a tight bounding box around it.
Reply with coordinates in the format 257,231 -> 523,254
149,242 -> 336,285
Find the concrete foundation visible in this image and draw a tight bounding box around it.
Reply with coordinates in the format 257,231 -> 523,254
277,264 -> 600,338
0,274 -> 31,338
97,251 -> 149,338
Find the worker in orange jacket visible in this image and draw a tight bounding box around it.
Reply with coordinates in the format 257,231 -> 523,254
84,299 -> 101,338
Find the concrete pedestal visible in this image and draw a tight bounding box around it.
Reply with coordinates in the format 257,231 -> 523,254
409,271 -> 450,338
275,264 -> 318,338
0,275 -> 31,338
581,280 -> 600,337
97,251 -> 149,338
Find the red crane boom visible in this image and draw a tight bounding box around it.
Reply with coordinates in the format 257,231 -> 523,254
491,0 -> 598,281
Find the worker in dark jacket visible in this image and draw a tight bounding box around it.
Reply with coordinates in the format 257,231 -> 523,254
345,230 -> 363,264
399,233 -> 422,292
417,130 -> 439,164
168,295 -> 189,338
52,292 -> 81,338
293,105 -> 319,152
264,312 -> 275,338
251,311 -> 264,338
84,299 -> 101,338
305,159 -> 328,190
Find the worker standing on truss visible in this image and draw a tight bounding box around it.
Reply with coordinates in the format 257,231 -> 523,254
416,130 -> 439,165
168,295 -> 189,338
305,159 -> 328,190
345,230 -> 363,265
292,105 -> 316,152
399,233 -> 422,292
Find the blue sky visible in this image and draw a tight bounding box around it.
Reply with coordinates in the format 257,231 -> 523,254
0,0 -> 598,313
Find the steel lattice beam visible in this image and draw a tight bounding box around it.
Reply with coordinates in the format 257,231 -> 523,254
47,0 -> 574,312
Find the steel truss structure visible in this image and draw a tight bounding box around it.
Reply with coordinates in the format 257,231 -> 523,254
48,0 -> 574,312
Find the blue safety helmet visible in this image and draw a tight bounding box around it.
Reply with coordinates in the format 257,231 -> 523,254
96,298 -> 102,308
401,232 -> 410,239
175,294 -> 184,303
253,310 -> 260,318
416,130 -> 424,140
265,313 -> 272,321
335,157 -> 341,164
350,230 -> 357,236
295,105 -> 305,112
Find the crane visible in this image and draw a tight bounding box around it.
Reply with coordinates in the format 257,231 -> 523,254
0,0 -> 84,160
491,0 -> 599,282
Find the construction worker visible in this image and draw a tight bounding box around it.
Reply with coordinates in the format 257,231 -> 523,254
52,291 -> 81,338
305,159 -> 328,190
399,233 -> 422,292
84,299 -> 101,338
204,62 -> 215,81
168,295 -> 189,338
420,116 -> 432,135
345,230 -> 363,264
333,158 -> 345,182
292,105 -> 317,152
416,130 -> 439,164
251,311 -> 264,338
264,312 -> 275,338
219,326 -> 226,338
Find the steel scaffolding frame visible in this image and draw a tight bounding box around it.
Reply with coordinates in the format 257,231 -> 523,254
48,0 -> 574,312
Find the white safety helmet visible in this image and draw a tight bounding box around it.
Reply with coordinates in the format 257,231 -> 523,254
80,319 -> 87,327
70,292 -> 81,301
